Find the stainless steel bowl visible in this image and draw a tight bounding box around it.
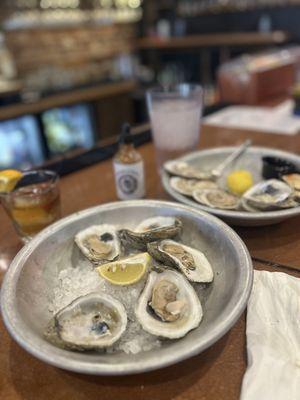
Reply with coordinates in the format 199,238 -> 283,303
1,200 -> 252,375
162,147 -> 300,227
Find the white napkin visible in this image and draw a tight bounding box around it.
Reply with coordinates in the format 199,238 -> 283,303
204,103 -> 300,135
241,270 -> 300,400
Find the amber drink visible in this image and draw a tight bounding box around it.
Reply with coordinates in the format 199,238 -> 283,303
1,170 -> 60,242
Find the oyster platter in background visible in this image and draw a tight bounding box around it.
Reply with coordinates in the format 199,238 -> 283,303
47,216 -> 214,353
162,147 -> 300,226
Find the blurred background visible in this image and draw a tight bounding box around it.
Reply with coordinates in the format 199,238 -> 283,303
1,0 -> 300,171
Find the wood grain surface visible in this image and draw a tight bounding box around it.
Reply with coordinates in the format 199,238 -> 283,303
0,122 -> 300,400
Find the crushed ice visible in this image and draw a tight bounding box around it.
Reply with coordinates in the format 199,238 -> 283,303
48,261 -> 161,354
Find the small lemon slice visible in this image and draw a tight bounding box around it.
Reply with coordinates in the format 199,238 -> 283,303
0,169 -> 23,193
97,253 -> 151,286
227,170 -> 253,196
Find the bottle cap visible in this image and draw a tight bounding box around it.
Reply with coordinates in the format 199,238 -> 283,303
119,123 -> 133,145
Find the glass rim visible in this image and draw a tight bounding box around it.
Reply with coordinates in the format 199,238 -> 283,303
146,83 -> 203,97
1,169 -> 59,198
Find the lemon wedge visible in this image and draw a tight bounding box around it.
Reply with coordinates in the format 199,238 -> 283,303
227,170 -> 253,196
0,169 -> 23,193
97,253 -> 151,286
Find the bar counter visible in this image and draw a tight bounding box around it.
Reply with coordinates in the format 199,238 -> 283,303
1,121 -> 300,400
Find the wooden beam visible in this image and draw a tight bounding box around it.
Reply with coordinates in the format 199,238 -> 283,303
0,80 -> 136,121
138,31 -> 290,50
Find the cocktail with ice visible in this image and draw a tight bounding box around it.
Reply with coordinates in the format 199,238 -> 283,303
147,84 -> 203,170
1,170 -> 60,242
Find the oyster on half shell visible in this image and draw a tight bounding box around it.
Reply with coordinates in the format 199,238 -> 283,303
135,270 -> 203,339
119,216 -> 182,251
241,196 -> 299,212
147,240 -> 213,283
282,174 -> 300,203
75,225 -> 120,264
164,160 -> 211,180
170,177 -> 218,197
54,293 -> 127,350
282,173 -> 300,191
193,188 -> 240,210
242,179 -> 293,211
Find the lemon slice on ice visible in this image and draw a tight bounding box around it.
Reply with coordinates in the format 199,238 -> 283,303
0,169 -> 22,193
97,253 -> 151,286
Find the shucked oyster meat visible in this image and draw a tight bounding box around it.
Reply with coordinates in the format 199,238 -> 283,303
193,188 -> 240,210
75,224 -> 120,263
54,293 -> 127,350
164,160 -> 212,180
119,216 -> 182,250
170,176 -> 218,197
147,239 -> 214,283
135,270 -> 203,339
150,279 -> 187,322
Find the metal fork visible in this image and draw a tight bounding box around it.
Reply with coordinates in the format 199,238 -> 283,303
210,139 -> 252,179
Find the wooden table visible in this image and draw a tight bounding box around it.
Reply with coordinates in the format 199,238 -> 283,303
1,123 -> 300,400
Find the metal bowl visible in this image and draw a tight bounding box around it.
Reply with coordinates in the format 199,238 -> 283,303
162,147 -> 300,227
1,200 -> 252,375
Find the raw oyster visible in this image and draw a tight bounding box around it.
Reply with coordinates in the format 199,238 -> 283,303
54,293 -> 127,350
135,270 -> 203,339
164,160 -> 211,180
119,216 -> 182,251
170,176 -> 218,197
193,188 -> 240,210
243,179 -> 293,211
75,225 -> 120,263
147,240 -> 213,283
241,196 -> 299,212
282,173 -> 300,191
282,174 -> 300,202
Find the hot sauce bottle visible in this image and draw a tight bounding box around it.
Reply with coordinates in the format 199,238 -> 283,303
113,123 -> 145,200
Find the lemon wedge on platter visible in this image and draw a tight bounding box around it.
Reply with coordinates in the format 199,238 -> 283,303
97,252 -> 151,286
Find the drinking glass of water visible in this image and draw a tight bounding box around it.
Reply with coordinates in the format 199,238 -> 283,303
146,84 -> 203,171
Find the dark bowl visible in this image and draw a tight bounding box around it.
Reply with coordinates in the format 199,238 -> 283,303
262,156 -> 298,180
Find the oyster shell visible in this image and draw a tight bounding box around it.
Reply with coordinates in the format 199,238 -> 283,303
54,293 -> 127,350
170,177 -> 218,197
241,196 -> 299,212
147,240 -> 213,283
294,191 -> 300,203
282,173 -> 300,191
164,160 -> 211,180
282,174 -> 300,202
243,179 -> 293,211
135,270 -> 203,339
75,225 -> 120,264
119,216 -> 182,251
193,188 -> 240,210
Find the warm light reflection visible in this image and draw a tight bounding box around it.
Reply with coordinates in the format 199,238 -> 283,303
0,258 -> 9,273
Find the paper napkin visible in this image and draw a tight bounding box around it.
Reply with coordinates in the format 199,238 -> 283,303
241,270 -> 300,400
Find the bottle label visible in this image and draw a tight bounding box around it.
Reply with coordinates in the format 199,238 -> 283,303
114,161 -> 145,200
